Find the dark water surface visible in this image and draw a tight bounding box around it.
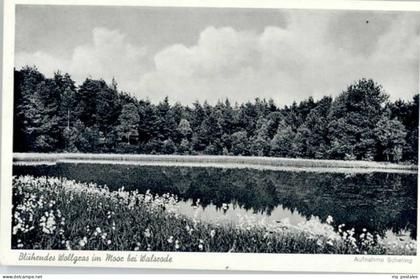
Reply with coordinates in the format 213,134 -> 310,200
13,163 -> 418,240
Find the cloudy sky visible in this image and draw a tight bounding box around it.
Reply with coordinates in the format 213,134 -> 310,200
15,5 -> 420,105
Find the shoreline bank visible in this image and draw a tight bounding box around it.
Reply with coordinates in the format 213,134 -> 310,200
13,153 -> 417,173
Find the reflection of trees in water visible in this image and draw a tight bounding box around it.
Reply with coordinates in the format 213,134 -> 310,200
184,169 -> 280,214
14,164 -> 417,239
270,172 -> 417,239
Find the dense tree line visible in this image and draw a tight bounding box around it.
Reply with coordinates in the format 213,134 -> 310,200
13,66 -> 419,163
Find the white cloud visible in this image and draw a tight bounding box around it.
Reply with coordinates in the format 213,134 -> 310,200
15,51 -> 68,76
15,27 -> 148,91
16,14 -> 420,105
139,13 -> 419,105
153,27 -> 258,79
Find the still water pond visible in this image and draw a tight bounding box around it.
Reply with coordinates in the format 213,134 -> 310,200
14,163 -> 418,240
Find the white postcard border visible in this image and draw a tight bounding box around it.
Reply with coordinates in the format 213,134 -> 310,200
1,0 -> 420,272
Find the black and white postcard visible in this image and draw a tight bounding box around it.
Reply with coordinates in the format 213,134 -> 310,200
1,0 -> 419,273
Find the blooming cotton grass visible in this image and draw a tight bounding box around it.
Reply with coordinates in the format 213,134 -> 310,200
11,175 -> 416,254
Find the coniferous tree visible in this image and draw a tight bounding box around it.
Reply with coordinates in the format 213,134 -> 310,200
178,138 -> 191,154
388,95 -> 419,162
250,118 -> 270,156
328,79 -> 389,160
116,103 -> 140,144
138,99 -> 157,145
295,96 -> 332,158
162,138 -> 176,154
270,120 -> 296,157
231,131 -> 249,155
156,97 -> 177,141
177,119 -> 193,139
12,67 -> 418,163
374,116 -> 407,162
55,72 -> 77,150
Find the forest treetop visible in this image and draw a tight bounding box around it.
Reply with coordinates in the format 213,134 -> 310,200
13,66 -> 419,163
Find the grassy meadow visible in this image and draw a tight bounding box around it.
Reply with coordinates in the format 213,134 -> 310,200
12,175 -> 416,254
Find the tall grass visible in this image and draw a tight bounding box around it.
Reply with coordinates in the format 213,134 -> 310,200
12,176 -> 416,254
13,153 -> 417,171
